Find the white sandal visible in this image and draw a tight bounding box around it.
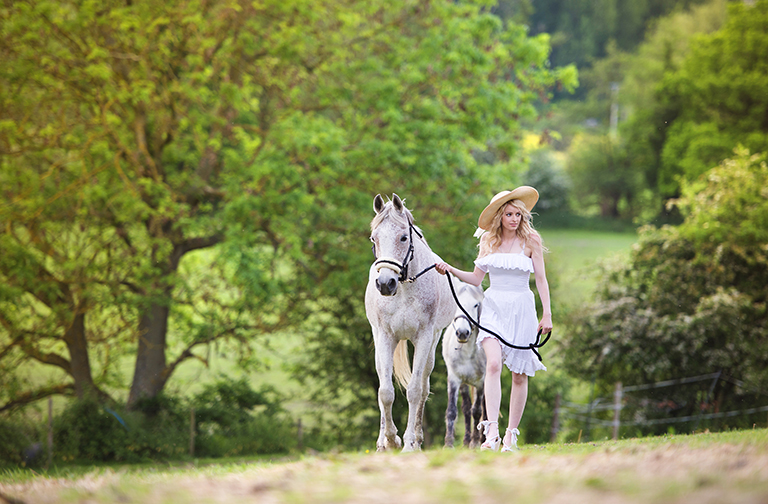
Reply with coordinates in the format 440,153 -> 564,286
478,420 -> 501,451
501,428 -> 520,452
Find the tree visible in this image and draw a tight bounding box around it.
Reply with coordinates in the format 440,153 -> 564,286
520,0 -> 712,83
655,0 -> 768,198
0,0 -> 577,415
562,148 -> 768,431
618,0 -> 728,218
566,133 -> 643,218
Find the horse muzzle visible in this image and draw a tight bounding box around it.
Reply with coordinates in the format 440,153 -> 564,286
374,257 -> 402,296
375,274 -> 398,296
455,327 -> 471,344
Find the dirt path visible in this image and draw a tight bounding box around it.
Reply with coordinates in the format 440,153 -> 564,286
4,437 -> 768,504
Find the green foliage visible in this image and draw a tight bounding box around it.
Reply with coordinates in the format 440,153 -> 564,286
0,0 -> 576,417
522,149 -> 572,214
656,0 -> 768,197
54,400 -> 136,463
561,149 -> 768,434
53,398 -> 191,463
0,417 -> 40,467
190,377 -> 295,457
566,134 -> 644,218
48,378 -> 295,463
521,0 -> 713,82
518,368 -> 574,444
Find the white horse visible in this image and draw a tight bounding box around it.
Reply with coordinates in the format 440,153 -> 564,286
441,280 -> 487,448
365,194 -> 455,452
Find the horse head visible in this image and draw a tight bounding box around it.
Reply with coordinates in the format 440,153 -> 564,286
452,284 -> 484,344
370,193 -> 416,297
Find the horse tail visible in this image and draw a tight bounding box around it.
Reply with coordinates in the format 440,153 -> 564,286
393,340 -> 412,389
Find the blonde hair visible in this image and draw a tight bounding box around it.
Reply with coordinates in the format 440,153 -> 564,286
478,199 -> 544,258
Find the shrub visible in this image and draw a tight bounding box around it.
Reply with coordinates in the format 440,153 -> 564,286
191,377 -> 297,457
0,417 -> 43,467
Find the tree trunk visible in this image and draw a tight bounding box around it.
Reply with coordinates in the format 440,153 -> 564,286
127,301 -> 170,409
64,312 -> 98,400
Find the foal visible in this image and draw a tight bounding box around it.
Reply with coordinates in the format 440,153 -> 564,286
442,280 -> 487,448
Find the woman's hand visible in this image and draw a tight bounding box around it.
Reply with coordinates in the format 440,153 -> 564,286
538,313 -> 553,335
435,262 -> 452,275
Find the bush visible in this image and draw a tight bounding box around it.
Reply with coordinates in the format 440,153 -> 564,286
54,399 -> 132,462
190,377 -> 297,457
0,417 -> 43,467
48,377 -> 297,463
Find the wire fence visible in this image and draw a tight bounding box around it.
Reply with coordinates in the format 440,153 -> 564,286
551,371 -> 768,441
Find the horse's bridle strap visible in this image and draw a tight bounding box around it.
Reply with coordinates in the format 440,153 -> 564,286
374,258 -> 403,274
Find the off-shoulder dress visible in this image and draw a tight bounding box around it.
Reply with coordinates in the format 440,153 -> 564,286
474,245 -> 547,376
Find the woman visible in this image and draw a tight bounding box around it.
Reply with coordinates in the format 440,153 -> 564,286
436,186 -> 552,451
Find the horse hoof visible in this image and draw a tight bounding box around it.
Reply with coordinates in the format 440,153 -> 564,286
401,441 -> 420,453
376,435 -> 403,452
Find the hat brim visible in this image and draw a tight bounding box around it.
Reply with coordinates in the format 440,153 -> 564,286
477,186 -> 539,231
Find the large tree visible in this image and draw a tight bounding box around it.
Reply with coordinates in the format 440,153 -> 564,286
0,0 -> 576,412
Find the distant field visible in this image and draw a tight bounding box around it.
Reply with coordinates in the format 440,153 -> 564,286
543,228 -> 638,309
4,429 -> 767,504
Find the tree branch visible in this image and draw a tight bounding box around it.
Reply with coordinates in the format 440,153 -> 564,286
0,384 -> 75,414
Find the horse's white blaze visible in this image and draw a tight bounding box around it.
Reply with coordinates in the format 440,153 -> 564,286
365,194 -> 455,453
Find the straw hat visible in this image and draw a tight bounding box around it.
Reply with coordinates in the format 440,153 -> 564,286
477,186 -> 539,231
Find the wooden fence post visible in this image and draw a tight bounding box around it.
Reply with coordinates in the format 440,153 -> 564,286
550,393 -> 561,443
297,418 -> 303,451
47,397 -> 53,469
189,407 -> 195,457
612,382 -> 622,440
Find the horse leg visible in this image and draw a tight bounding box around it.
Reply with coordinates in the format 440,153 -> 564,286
444,376 -> 460,448
460,384 -> 472,447
374,333 -> 402,452
471,385 -> 486,448
404,333 -> 438,452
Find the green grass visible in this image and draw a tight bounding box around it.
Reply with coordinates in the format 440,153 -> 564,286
543,228 -> 638,309
4,429 -> 767,504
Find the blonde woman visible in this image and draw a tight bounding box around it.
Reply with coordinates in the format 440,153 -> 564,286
436,186 -> 552,451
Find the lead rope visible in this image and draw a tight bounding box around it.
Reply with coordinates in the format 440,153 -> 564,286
399,262 -> 552,361
444,270 -> 551,362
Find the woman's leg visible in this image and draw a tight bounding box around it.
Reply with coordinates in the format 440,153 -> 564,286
481,338 -> 503,441
504,372 -> 528,446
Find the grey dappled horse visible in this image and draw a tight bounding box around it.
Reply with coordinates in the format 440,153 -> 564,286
365,194 -> 455,452
441,280 -> 487,448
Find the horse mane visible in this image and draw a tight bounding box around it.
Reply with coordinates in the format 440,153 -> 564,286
370,199 -> 415,232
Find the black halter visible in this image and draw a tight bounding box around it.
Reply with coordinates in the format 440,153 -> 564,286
371,220 -> 436,283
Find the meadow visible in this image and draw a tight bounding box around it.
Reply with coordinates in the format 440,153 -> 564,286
3,429 -> 767,504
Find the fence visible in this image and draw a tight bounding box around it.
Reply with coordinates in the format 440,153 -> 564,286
550,372 -> 768,442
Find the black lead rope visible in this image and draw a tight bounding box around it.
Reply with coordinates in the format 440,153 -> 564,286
398,262 -> 552,361
444,270 -> 551,362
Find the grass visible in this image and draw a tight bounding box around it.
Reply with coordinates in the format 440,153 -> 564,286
4,429 -> 768,504
543,227 -> 638,309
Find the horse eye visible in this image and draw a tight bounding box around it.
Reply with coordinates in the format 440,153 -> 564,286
400,234 -> 408,242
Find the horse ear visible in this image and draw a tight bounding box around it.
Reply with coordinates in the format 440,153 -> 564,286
392,193 -> 404,213
373,194 -> 385,214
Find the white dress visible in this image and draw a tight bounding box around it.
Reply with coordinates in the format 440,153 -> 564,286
474,246 -> 547,376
